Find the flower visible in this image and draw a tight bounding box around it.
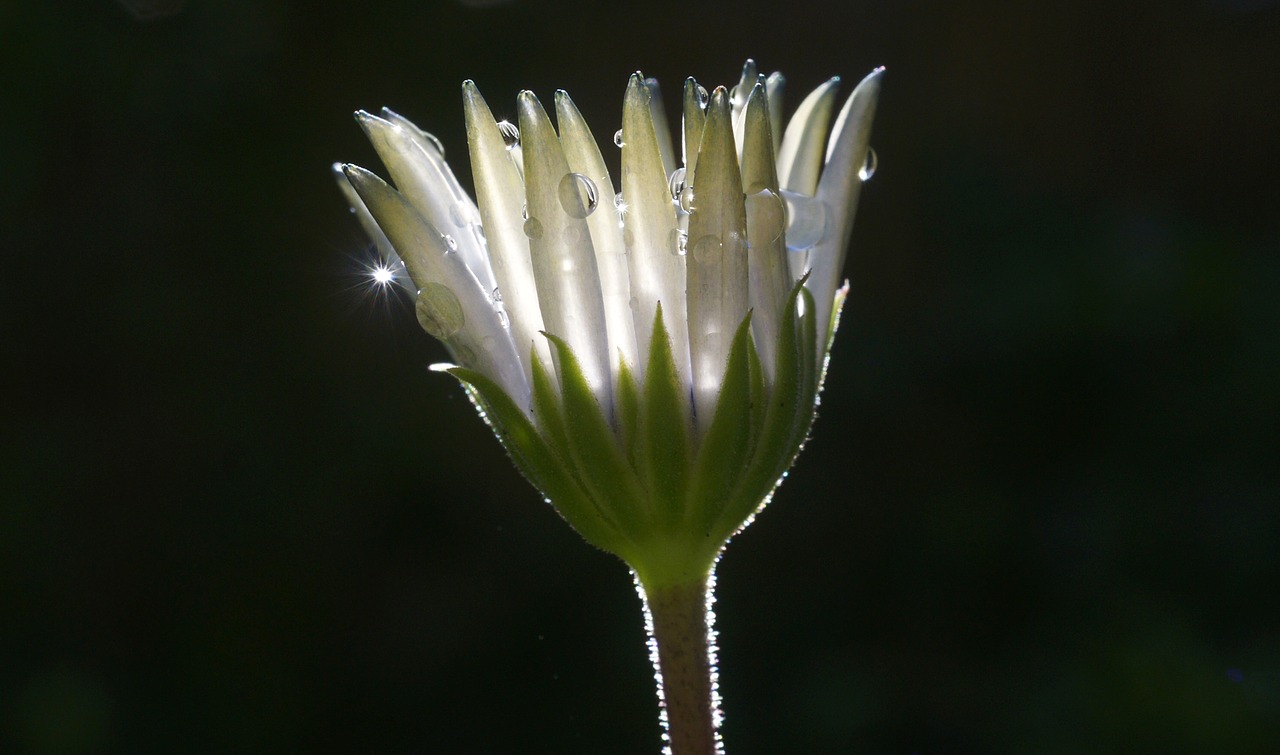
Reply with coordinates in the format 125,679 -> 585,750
335,60 -> 881,589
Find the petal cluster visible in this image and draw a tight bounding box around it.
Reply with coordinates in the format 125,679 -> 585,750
336,61 -> 880,580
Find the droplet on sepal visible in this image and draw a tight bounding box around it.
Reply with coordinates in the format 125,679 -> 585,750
497,120 -> 520,150
523,217 -> 544,240
415,282 -> 464,339
858,146 -> 878,182
780,190 -> 828,250
613,129 -> 624,147
558,172 -> 599,218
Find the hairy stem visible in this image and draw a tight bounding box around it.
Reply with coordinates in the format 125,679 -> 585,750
637,570 -> 721,755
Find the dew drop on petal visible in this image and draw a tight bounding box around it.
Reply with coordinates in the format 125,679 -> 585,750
415,282 -> 465,339
668,167 -> 687,201
697,84 -> 709,107
780,190 -> 828,250
613,129 -> 624,148
858,146 -> 878,182
521,203 -> 529,220
668,228 -> 689,256
442,234 -> 458,252
498,120 -> 520,150
558,172 -> 599,219
678,187 -> 696,214
491,286 -> 503,304
691,234 -> 724,264
523,217 -> 544,240
744,189 -> 785,244
422,131 -> 446,158
496,310 -> 510,329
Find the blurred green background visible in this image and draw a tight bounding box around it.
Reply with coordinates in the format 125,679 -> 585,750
3,0 -> 1278,752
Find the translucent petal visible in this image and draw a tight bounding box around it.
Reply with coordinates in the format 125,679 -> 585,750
686,87 -> 749,431
462,80 -> 552,384
622,74 -> 690,393
809,68 -> 883,356
378,107 -> 498,294
355,110 -> 496,295
644,77 -> 677,180
776,76 -> 841,195
331,162 -> 403,281
729,60 -> 758,164
739,85 -> 790,387
343,164 -> 529,407
516,90 -> 612,409
555,90 -> 638,382
764,72 -> 786,157
681,77 -> 707,181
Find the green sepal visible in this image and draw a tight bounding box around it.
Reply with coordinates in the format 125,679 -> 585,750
436,365 -> 621,553
636,303 -> 692,526
688,311 -> 758,533
615,356 -> 641,467
530,350 -> 575,469
710,279 -> 817,541
541,332 -> 649,543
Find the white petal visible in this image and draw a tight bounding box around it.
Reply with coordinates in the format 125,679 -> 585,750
377,108 -> 498,294
644,77 -> 677,180
516,90 -> 612,409
764,72 -> 786,157
739,85 -> 790,387
681,77 -> 707,181
555,90 -> 638,379
810,67 -> 883,355
622,74 -> 690,393
355,111 -> 496,297
332,162 -> 405,280
343,164 -> 529,408
462,80 -> 553,385
686,87 -> 749,430
776,76 -> 841,195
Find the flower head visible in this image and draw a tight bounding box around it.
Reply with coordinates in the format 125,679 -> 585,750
336,60 -> 881,587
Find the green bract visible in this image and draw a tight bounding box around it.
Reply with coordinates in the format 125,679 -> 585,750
336,60 -> 880,589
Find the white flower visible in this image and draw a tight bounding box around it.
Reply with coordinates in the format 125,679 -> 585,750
335,60 -> 881,584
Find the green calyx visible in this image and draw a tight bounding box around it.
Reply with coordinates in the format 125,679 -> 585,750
440,280 -> 830,589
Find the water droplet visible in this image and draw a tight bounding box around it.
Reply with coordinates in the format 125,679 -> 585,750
744,189 -> 785,244
521,203 -> 528,220
498,120 -> 520,150
697,85 -> 709,107
523,217 -> 544,240
623,226 -> 636,248
558,172 -> 599,219
491,287 -> 503,304
562,225 -> 581,244
691,234 -> 723,264
442,234 -> 458,252
780,190 -> 828,250
496,310 -> 510,329
422,131 -> 446,157
678,187 -> 696,214
415,282 -> 465,339
858,146 -> 878,182
668,228 -> 689,256
668,168 -> 687,201
613,129 -> 624,148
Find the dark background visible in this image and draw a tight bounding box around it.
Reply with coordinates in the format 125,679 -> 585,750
3,0 -> 1278,752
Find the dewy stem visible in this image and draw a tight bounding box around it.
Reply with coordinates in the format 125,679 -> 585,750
637,570 -> 721,755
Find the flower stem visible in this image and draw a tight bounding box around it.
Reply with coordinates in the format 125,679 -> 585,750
637,571 -> 721,755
